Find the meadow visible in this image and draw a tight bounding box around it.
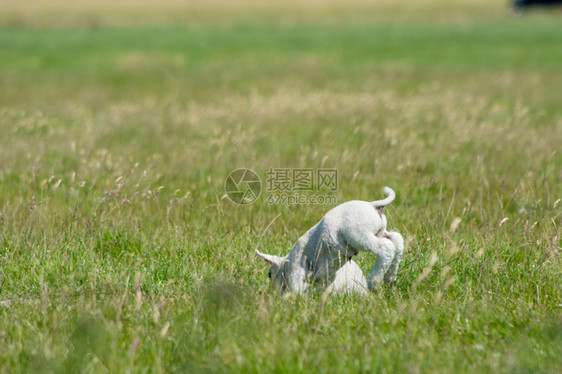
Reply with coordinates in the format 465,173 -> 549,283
0,1 -> 561,372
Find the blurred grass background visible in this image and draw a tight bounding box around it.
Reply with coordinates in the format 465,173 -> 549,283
0,0 -> 561,373
0,0 -> 515,27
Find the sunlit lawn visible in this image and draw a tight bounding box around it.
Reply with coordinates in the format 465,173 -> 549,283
0,1 -> 561,372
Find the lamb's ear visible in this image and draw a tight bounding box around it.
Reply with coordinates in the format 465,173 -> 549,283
255,249 -> 284,266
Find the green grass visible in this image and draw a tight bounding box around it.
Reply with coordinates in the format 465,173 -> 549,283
0,1 -> 561,373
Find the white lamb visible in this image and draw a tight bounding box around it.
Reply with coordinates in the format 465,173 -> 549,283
257,187 -> 404,293
324,259 -> 368,295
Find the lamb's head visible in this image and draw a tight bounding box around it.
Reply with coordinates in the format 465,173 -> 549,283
255,250 -> 289,292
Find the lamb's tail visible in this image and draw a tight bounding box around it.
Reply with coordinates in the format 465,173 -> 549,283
370,187 -> 396,208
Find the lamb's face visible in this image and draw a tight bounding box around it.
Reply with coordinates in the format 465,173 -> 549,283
256,250 -> 289,292
267,262 -> 289,292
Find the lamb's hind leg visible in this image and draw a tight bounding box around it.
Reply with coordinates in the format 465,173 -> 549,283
383,231 -> 404,284
344,232 -> 396,290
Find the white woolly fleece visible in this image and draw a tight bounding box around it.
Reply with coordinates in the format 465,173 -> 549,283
257,187 -> 404,294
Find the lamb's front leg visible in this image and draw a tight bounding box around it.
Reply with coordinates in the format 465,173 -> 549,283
287,265 -> 309,293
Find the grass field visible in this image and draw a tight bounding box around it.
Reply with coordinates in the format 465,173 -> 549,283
0,1 -> 561,372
